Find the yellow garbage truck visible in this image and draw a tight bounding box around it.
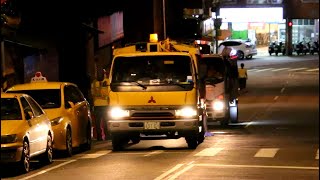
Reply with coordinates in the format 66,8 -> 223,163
104,35 -> 206,150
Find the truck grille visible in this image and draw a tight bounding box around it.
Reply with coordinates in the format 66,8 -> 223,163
131,112 -> 175,120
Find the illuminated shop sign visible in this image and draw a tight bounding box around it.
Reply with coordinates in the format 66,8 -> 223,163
219,7 -> 284,23
246,0 -> 283,4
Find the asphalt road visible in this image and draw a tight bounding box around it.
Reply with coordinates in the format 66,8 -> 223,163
1,54 -> 319,180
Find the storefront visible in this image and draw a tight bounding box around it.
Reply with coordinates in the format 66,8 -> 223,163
215,7 -> 319,47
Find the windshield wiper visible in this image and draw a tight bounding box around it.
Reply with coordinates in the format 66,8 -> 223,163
128,81 -> 147,90
167,81 -> 187,89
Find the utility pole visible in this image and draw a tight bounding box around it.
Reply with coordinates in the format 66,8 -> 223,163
212,0 -> 221,54
162,0 -> 167,39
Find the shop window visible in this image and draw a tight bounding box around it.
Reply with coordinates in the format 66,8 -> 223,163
298,19 -> 303,25
310,19 -> 315,25
304,19 -> 309,25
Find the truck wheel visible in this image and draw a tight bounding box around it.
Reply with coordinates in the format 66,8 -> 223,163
130,136 -> 140,144
112,135 -> 127,151
230,106 -> 239,123
185,136 -> 198,149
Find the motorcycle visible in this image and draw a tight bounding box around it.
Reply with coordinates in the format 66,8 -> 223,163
268,42 -> 277,56
275,41 -> 286,56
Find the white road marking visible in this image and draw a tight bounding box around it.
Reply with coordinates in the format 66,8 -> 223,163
272,68 -> 290,72
288,68 -> 307,71
168,164 -> 195,180
194,148 -> 223,156
280,88 -> 285,93
255,68 -> 275,72
273,96 -> 279,101
316,149 -> 319,160
154,164 -> 185,180
78,150 -> 111,159
196,163 -> 319,170
306,68 -> 319,72
245,121 -> 254,128
20,160 -> 77,180
254,148 -> 279,158
144,150 -> 164,157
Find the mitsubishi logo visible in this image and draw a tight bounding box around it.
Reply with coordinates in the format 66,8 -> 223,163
148,96 -> 156,103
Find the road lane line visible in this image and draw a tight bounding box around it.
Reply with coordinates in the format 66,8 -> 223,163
154,164 -> 184,180
195,163 -> 319,170
168,164 -> 195,180
144,150 -> 164,157
78,150 -> 111,159
316,149 -> 319,160
273,96 -> 279,101
254,148 -> 279,158
194,148 -> 223,156
20,160 -> 77,180
245,122 -> 253,128
306,68 -> 319,72
255,68 -> 275,72
280,88 -> 285,93
272,68 -> 290,72
288,68 -> 307,71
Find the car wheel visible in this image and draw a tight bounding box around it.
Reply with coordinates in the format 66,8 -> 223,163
40,135 -> 53,164
19,140 -> 30,173
246,55 -> 252,59
82,124 -> 92,151
237,51 -> 244,60
65,128 -> 73,157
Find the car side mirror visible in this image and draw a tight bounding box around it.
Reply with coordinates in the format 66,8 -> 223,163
67,101 -> 75,109
26,111 -> 34,120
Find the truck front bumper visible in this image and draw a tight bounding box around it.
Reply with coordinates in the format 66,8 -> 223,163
108,118 -> 199,134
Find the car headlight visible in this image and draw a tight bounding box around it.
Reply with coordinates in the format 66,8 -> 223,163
175,107 -> 197,118
1,134 -> 17,144
109,107 -> 129,119
212,100 -> 224,111
51,117 -> 63,126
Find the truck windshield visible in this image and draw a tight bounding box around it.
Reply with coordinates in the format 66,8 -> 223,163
111,55 -> 194,92
200,57 -> 226,84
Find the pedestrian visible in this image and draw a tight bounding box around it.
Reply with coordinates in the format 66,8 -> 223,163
238,63 -> 248,92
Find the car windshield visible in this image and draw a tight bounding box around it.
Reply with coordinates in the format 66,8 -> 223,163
200,57 -> 225,84
7,89 -> 61,109
112,55 -> 193,85
1,98 -> 22,120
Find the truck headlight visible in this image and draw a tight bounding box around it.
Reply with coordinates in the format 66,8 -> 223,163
51,117 -> 63,126
212,100 -> 224,111
175,107 -> 197,118
1,134 -> 17,144
109,107 -> 129,119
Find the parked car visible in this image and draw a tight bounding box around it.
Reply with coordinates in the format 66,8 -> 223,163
218,39 -> 257,60
1,93 -> 54,173
6,72 -> 92,157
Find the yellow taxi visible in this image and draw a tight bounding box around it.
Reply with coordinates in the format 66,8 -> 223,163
1,93 -> 54,173
6,72 -> 92,156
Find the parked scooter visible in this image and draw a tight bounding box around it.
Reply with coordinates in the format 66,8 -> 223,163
294,42 -> 304,55
275,41 -> 286,56
268,42 -> 277,56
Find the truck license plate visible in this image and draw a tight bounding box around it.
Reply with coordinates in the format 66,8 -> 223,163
144,122 -> 160,129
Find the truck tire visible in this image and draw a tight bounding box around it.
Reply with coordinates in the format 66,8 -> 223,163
230,106 -> 238,123
185,136 -> 198,149
112,135 -> 124,151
